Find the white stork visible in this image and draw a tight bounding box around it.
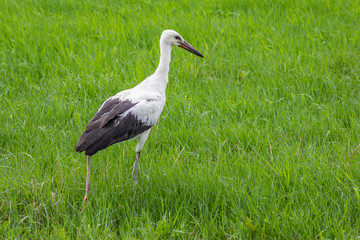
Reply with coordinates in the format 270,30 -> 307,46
75,30 -> 204,200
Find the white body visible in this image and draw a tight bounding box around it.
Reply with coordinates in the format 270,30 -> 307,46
98,30 -> 177,152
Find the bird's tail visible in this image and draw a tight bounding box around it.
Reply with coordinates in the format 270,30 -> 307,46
75,127 -> 113,156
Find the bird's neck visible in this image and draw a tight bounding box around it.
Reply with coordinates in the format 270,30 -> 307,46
154,41 -> 172,78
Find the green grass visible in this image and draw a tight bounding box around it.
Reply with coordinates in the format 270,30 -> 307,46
1,0 -> 360,238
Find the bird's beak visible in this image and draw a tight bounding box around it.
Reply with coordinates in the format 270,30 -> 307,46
179,41 -> 204,58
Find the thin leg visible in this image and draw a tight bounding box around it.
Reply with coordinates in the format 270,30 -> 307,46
84,155 -> 91,201
132,151 -> 141,182
133,130 -> 150,188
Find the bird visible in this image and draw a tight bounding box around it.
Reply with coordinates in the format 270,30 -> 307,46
75,29 -> 204,201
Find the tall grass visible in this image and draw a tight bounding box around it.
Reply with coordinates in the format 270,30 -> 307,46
1,0 -> 360,238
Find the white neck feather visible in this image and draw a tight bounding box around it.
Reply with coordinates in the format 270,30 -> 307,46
154,40 -> 172,77
137,38 -> 172,94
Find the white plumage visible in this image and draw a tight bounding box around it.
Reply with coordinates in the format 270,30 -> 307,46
75,29 -> 203,200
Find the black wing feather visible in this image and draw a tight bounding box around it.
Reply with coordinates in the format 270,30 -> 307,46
83,99 -> 137,133
75,99 -> 152,156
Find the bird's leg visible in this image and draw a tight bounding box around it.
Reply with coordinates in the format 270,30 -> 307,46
84,155 -> 91,201
132,151 -> 141,182
132,129 -> 150,188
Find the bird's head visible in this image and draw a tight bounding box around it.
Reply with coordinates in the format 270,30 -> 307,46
160,30 -> 204,58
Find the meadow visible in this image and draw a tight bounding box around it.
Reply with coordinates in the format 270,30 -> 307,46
1,0 -> 360,238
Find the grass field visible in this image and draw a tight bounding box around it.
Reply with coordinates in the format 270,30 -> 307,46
1,0 -> 360,238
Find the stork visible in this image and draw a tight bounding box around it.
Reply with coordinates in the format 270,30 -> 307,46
75,30 -> 204,200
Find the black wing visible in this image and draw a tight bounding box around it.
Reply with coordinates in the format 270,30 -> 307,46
75,98 -> 152,156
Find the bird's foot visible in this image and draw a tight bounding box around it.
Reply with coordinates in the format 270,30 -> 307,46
133,178 -> 138,190
79,194 -> 88,212
132,170 -> 138,189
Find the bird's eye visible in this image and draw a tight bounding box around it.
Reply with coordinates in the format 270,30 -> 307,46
175,35 -> 181,40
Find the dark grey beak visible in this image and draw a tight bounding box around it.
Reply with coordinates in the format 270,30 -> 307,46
179,41 -> 204,58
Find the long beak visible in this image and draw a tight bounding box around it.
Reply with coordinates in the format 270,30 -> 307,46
179,41 -> 204,58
